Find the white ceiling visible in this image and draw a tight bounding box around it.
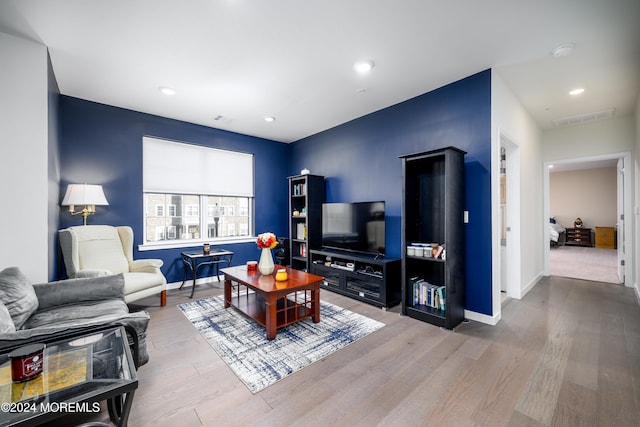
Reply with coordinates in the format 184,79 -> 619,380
1,0 -> 638,143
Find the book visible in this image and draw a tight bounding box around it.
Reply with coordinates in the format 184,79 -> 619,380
437,286 -> 446,311
296,223 -> 306,239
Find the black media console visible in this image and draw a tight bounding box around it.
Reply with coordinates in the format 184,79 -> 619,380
309,249 -> 401,309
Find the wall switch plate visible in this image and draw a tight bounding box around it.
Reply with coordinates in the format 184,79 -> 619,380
464,211 -> 469,223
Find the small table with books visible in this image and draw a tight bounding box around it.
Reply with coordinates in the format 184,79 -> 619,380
0,325 -> 138,427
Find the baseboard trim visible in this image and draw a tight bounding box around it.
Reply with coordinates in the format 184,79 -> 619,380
521,272 -> 544,298
464,309 -> 500,326
166,276 -> 223,290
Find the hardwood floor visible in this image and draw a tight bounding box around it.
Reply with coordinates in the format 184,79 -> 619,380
45,275 -> 640,426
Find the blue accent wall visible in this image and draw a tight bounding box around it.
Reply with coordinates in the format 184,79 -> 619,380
289,70 -> 492,315
56,69 -> 493,316
58,96 -> 290,283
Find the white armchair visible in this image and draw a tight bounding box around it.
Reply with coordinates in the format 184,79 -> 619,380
59,225 -> 167,306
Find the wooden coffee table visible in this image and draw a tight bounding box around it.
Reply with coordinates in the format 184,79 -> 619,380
221,265 -> 323,340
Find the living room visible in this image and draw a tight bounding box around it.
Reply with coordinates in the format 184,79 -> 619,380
1,1 -> 640,425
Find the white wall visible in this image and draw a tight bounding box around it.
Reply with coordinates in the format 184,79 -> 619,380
550,167 -> 617,229
542,115 -> 634,160
490,71 -> 543,320
542,115 -> 636,288
0,32 -> 49,282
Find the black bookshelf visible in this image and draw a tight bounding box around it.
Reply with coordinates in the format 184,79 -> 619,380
400,147 -> 466,329
288,174 -> 325,271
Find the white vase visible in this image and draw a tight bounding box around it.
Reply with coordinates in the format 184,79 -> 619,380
258,248 -> 275,275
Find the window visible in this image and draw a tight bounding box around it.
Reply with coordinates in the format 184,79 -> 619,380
185,205 -> 199,217
142,137 -> 254,247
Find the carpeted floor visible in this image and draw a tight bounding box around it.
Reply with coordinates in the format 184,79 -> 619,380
178,295 -> 384,393
550,245 -> 621,284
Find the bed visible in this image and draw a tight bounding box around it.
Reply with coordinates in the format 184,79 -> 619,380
550,219 -> 565,246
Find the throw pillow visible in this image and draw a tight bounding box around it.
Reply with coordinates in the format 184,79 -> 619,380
0,302 -> 16,333
0,267 -> 39,329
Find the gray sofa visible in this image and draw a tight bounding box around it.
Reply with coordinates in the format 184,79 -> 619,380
0,267 -> 150,367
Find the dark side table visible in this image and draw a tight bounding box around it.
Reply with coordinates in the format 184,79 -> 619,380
0,325 -> 137,427
180,249 -> 234,298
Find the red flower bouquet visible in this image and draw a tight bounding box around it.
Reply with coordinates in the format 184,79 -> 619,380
256,232 -> 278,249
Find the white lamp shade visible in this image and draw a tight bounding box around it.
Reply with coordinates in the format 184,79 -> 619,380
61,184 -> 109,206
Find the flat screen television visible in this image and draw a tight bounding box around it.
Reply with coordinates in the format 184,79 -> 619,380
322,201 -> 385,256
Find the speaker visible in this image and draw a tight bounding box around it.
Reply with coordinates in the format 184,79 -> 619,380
274,237 -> 289,266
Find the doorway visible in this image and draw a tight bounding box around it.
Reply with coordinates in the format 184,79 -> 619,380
543,153 -> 631,286
500,134 -> 521,301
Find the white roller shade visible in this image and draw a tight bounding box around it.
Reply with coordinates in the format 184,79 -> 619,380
143,137 -> 254,196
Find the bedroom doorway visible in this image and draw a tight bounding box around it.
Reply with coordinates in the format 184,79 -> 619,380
544,153 -> 631,287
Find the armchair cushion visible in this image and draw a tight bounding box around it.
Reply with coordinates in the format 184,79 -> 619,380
67,226 -> 129,275
0,267 -> 39,329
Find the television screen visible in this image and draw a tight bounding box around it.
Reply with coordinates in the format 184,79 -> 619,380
322,201 -> 385,255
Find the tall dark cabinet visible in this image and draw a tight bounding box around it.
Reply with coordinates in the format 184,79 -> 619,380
400,147 -> 466,329
288,174 -> 325,271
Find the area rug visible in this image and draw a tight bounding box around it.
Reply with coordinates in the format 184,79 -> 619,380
177,296 -> 384,393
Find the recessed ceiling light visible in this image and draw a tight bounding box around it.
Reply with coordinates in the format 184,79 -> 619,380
551,44 -> 574,57
264,116 -> 276,122
354,60 -> 375,73
159,86 -> 176,96
548,165 -> 555,169
569,88 -> 585,95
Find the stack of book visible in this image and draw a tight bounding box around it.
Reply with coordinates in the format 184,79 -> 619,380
296,223 -> 307,239
409,277 -> 445,312
292,183 -> 307,196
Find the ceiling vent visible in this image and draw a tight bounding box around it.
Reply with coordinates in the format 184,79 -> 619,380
552,108 -> 616,127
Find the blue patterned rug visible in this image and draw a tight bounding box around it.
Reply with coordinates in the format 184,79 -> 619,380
178,295 -> 384,393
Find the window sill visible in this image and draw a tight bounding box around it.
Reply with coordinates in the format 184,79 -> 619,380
138,236 -> 255,251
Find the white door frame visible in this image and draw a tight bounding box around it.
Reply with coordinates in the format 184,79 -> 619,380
501,134 -> 521,299
617,158 -> 625,283
491,129 -> 522,324
543,151 -> 633,287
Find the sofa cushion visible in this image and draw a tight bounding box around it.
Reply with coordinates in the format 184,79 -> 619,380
34,274 -> 125,311
0,302 -> 15,333
23,299 -> 129,330
0,267 -> 38,329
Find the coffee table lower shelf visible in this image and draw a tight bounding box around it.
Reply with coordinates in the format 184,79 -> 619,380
227,293 -> 315,331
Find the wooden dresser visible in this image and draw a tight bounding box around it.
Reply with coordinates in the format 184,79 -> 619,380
565,227 -> 592,247
595,226 -> 615,249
